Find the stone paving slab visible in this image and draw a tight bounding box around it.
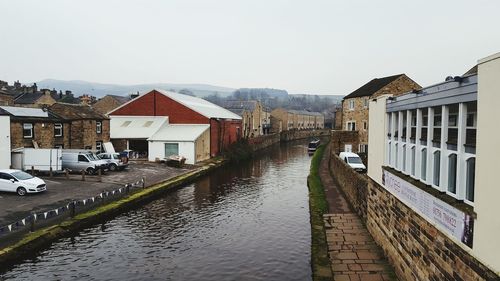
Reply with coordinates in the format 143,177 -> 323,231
320,144 -> 397,281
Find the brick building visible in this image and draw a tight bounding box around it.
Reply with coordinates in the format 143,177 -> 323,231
0,106 -> 70,150
49,103 -> 110,151
223,100 -> 271,138
270,108 -> 324,133
92,94 -> 133,115
364,53 -> 500,279
341,74 -> 420,153
108,89 -> 242,158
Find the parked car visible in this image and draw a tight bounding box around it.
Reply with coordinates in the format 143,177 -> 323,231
97,152 -> 129,171
339,152 -> 366,173
62,151 -> 109,175
0,169 -> 47,196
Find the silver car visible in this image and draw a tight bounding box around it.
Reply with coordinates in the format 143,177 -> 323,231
97,153 -> 129,171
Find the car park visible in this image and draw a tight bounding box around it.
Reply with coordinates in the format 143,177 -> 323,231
339,152 -> 366,173
97,152 -> 129,171
0,169 -> 47,196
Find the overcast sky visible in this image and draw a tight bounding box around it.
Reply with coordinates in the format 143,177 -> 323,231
1,0 -> 499,95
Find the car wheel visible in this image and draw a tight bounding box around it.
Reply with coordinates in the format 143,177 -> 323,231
17,187 -> 27,196
109,163 -> 117,171
86,167 -> 96,175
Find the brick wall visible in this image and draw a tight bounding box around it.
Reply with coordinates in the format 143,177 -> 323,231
327,144 -> 498,280
329,152 -> 368,220
10,121 -> 70,149
331,130 -> 360,154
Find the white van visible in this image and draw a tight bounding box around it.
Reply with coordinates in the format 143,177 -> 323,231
62,151 -> 109,174
339,152 -> 366,173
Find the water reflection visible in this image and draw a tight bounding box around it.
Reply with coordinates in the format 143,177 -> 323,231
1,141 -> 313,281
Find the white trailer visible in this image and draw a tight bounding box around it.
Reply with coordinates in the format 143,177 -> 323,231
11,148 -> 63,172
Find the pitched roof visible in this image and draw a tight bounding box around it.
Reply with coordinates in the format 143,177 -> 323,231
223,100 -> 258,111
155,89 -> 241,120
344,74 -> 405,99
107,94 -> 131,104
13,92 -> 46,104
288,109 -> 323,116
110,116 -> 168,139
49,103 -> 108,120
109,89 -> 242,120
463,65 -> 478,76
149,124 -> 210,142
0,105 -> 49,117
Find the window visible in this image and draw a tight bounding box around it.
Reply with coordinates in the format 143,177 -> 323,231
164,143 -> 179,158
348,99 -> 355,110
363,121 -> 367,130
78,155 -> 89,162
466,158 -> 475,202
421,148 -> 427,181
23,123 -> 33,138
359,144 -> 368,153
433,151 -> 440,186
402,145 -> 406,172
395,144 -> 399,168
96,141 -> 103,153
411,146 -> 416,176
96,121 -> 102,134
364,98 -> 369,108
448,154 -> 457,194
54,123 -> 63,137
347,121 -> 356,131
121,121 -> 131,127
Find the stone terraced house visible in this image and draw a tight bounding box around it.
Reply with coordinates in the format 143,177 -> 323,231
341,74 -> 420,154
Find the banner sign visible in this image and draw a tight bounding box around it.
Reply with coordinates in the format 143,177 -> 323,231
382,169 -> 474,248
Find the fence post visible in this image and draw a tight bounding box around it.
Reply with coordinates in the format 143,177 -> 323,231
81,170 -> 85,181
70,201 -> 76,218
125,184 -> 130,194
142,177 -> 145,189
98,168 -> 102,182
30,212 -> 35,232
65,169 -> 69,179
31,166 -> 35,176
49,167 -> 53,177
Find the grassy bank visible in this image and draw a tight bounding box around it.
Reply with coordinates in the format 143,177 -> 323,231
307,145 -> 332,281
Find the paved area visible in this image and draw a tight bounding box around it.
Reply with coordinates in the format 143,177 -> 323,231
0,161 -> 193,225
320,145 -> 397,281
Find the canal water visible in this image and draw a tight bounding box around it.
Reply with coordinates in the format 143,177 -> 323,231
1,141 -> 313,281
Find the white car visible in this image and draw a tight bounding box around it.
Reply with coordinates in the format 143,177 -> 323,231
0,169 -> 47,196
339,152 -> 367,173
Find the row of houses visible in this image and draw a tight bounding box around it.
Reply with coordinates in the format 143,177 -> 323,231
334,52 -> 500,278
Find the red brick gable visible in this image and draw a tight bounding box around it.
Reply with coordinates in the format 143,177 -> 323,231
110,90 -> 209,124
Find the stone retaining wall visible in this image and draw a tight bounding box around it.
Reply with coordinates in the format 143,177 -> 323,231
328,149 -> 498,280
280,129 -> 331,142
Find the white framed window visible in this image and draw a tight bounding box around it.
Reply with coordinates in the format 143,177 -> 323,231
96,121 -> 102,134
346,121 -> 356,131
359,144 -> 368,153
465,157 -> 475,202
348,99 -> 355,110
433,151 -> 440,187
364,98 -> 369,108
447,153 -> 457,194
23,123 -> 33,138
54,123 -> 63,137
96,141 -> 103,152
402,144 -> 407,172
410,146 -> 416,176
421,148 -> 427,181
165,143 -> 179,157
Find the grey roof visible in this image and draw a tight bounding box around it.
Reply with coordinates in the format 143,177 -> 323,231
0,106 -> 49,117
49,103 -> 108,120
344,74 -> 405,99
108,95 -> 131,104
288,109 -> 323,116
223,100 -> 258,111
13,92 -> 46,104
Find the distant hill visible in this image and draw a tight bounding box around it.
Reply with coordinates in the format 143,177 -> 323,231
35,79 -> 236,98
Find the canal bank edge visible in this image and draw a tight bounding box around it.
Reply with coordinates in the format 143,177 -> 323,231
0,158 -> 226,266
307,144 -> 333,281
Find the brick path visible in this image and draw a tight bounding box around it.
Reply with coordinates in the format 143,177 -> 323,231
320,145 -> 397,281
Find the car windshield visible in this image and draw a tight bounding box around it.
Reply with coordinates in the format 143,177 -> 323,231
348,157 -> 363,164
87,153 -> 98,161
11,171 -> 34,180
